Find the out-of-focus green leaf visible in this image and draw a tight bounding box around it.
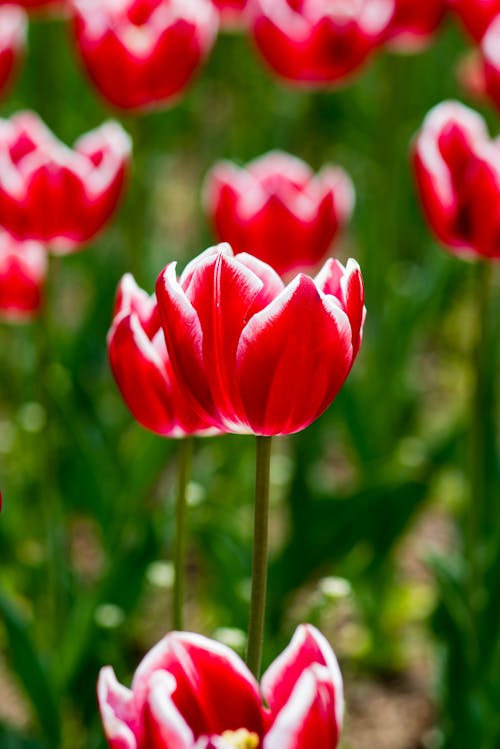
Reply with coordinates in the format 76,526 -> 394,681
0,596 -> 61,748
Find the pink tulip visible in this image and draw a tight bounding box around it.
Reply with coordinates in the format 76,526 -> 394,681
0,230 -> 47,321
108,273 -> 218,436
384,0 -> 446,52
204,151 -> 354,277
0,111 -> 131,252
155,243 -> 365,436
98,624 -> 343,749
449,0 -> 500,41
212,0 -> 249,29
0,6 -> 26,99
413,100 -> 500,260
249,0 -> 394,87
72,0 -> 218,112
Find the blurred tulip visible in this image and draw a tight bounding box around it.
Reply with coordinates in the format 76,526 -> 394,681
204,151 -> 354,277
449,0 -> 500,41
155,243 -> 365,436
212,0 -> 248,29
108,273 -> 217,436
249,0 -> 394,87
413,100 -> 500,260
384,0 -> 446,52
99,624 -> 343,749
0,230 -> 47,321
0,5 -> 26,99
0,111 -> 131,251
72,0 -> 219,112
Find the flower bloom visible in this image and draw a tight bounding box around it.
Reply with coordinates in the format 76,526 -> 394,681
98,624 -> 344,749
108,273 -> 217,437
155,243 -> 365,436
204,151 -> 354,277
0,111 -> 131,252
249,0 -> 394,87
72,0 -> 218,112
211,0 -> 248,29
0,6 -> 26,99
413,100 -> 500,260
384,0 -> 446,52
449,0 -> 500,41
0,230 -> 47,321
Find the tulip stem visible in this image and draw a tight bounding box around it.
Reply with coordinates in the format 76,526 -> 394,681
246,435 -> 272,678
173,436 -> 193,631
468,261 -> 494,623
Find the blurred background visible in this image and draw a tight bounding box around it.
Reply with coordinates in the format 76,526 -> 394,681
0,5 -> 499,749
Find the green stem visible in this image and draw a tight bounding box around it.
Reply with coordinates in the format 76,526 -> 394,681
467,261 -> 494,650
246,435 -> 272,678
173,437 -> 193,631
37,256 -> 65,647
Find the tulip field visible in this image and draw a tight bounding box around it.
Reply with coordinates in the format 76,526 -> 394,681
1,2 -> 500,749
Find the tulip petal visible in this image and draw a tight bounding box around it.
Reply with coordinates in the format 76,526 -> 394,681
156,261 -> 215,423
145,671 -> 195,749
132,632 -> 264,739
237,275 -> 353,435
264,665 -> 339,749
262,624 -> 343,732
98,667 -> 139,749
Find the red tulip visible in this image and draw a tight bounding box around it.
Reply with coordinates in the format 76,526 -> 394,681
155,243 -> 365,436
108,273 -> 217,436
249,0 -> 394,87
204,151 -> 354,277
456,49 -> 488,103
72,0 -> 219,112
449,0 -> 500,41
384,0 -> 446,52
413,100 -> 500,260
98,624 -> 344,749
0,111 -> 131,252
0,6 -> 26,99
0,230 -> 47,321
212,0 -> 248,29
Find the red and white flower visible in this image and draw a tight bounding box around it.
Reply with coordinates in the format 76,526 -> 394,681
0,111 -> 131,251
99,625 -> 344,749
155,243 -> 365,436
204,151 -> 354,278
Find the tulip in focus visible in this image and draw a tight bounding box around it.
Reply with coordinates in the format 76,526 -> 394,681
0,6 -> 26,99
249,0 -> 394,87
0,111 -> 131,251
413,100 -> 500,260
108,273 -> 217,436
449,0 -> 500,41
0,230 -> 47,321
384,0 -> 446,52
155,243 -> 365,436
204,151 -> 354,277
99,624 -> 343,749
72,0 -> 219,112
212,0 -> 248,29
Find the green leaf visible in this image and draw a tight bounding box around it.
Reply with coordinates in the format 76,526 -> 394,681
0,596 -> 61,748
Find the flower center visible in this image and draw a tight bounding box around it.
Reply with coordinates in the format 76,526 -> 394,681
221,729 -> 259,749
